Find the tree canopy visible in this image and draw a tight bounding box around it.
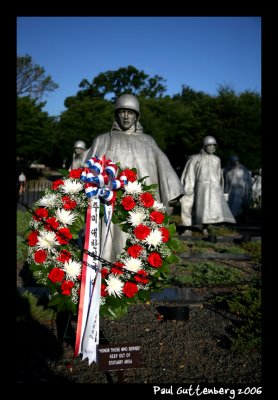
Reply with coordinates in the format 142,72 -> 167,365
17,97 -> 59,165
76,65 -> 166,101
17,54 -> 59,101
17,65 -> 261,172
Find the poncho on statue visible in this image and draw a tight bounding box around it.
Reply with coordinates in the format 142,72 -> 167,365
85,94 -> 184,263
180,138 -> 236,227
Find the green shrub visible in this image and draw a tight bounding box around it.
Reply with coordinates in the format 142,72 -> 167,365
169,261 -> 246,287
17,210 -> 32,236
18,290 -> 56,321
211,285 -> 261,353
240,241 -> 261,263
17,236 -> 28,264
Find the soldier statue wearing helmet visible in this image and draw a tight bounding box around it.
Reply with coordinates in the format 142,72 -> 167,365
85,93 -> 185,262
203,136 -> 217,146
69,140 -> 87,170
180,135 -> 235,237
223,154 -> 253,222
114,93 -> 140,114
113,94 -> 141,134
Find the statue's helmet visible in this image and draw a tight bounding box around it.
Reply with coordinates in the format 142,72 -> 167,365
229,155 -> 239,163
203,136 -> 217,146
114,94 -> 140,115
73,140 -> 86,150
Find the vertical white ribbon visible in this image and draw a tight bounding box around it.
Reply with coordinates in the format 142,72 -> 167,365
81,271 -> 101,364
77,200 -> 114,365
75,198 -> 99,360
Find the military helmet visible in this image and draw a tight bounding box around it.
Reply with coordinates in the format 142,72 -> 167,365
114,94 -> 140,115
73,140 -> 86,150
229,155 -> 239,163
203,136 -> 217,146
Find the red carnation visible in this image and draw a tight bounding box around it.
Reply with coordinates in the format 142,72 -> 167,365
150,211 -> 165,224
34,249 -> 47,263
57,249 -> 72,263
127,244 -> 143,258
111,261 -> 124,275
123,282 -> 138,298
27,230 -> 39,246
48,268 -> 65,283
160,227 -> 170,242
148,252 -> 163,268
62,196 -> 77,210
52,179 -> 64,190
140,192 -> 154,208
69,168 -> 83,178
101,267 -> 109,278
134,224 -> 151,240
120,169 -> 137,182
101,284 -> 108,297
56,227 -> 72,244
134,269 -> 149,284
121,195 -> 136,211
45,217 -> 60,231
32,208 -> 48,221
61,280 -> 74,295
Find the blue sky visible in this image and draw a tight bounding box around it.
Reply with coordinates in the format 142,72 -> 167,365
17,16 -> 261,117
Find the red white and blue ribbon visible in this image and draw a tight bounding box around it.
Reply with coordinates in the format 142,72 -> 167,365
75,155 -> 128,365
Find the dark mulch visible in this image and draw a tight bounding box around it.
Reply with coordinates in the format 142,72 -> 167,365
16,216 -> 262,388
16,294 -> 261,385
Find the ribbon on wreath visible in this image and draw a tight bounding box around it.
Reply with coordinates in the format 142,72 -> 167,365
74,155 -> 128,365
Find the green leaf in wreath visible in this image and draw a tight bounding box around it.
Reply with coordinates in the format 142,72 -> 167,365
167,223 -> 177,235
57,168 -> 70,177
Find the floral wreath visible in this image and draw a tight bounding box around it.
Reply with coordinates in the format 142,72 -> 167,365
26,156 -> 179,319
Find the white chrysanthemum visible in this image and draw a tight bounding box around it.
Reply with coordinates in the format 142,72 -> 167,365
63,259 -> 81,280
60,179 -> 83,194
124,181 -> 143,194
144,229 -> 163,248
124,257 -> 142,273
55,208 -> 77,225
37,193 -> 58,208
105,275 -> 124,297
127,210 -> 146,226
37,231 -> 59,250
153,200 -> 166,212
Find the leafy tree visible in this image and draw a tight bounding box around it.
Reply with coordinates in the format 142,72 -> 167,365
173,84 -> 207,105
182,85 -> 261,171
59,97 -> 113,165
60,71 -> 261,176
207,86 -> 261,170
236,91 -> 261,171
140,96 -> 202,174
76,65 -> 166,100
17,54 -> 58,100
61,84 -> 261,174
17,96 -> 59,166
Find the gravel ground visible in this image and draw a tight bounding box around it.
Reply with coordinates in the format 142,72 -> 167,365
16,298 -> 261,385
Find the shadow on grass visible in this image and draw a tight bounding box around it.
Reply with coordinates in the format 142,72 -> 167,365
16,290 -> 72,383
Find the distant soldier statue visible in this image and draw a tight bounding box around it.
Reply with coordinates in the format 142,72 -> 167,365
180,136 -> 236,236
223,155 -> 253,223
252,168 -> 262,209
69,140 -> 87,170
